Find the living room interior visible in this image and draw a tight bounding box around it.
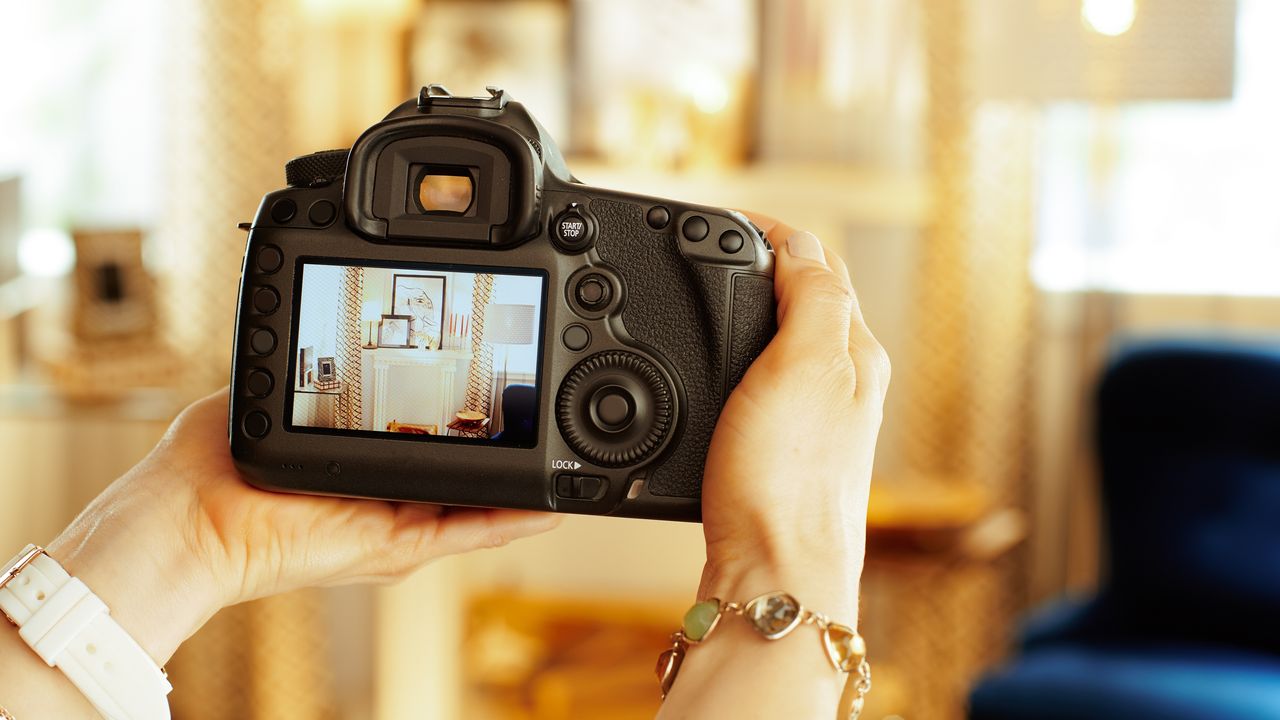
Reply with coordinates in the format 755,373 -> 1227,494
2,1 -> 1278,718
292,263 -> 543,440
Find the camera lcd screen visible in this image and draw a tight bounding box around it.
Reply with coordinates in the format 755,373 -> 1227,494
287,260 -> 546,447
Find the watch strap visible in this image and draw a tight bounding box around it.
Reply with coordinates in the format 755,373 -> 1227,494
0,546 -> 172,720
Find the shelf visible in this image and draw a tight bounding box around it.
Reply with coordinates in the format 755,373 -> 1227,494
565,159 -> 931,229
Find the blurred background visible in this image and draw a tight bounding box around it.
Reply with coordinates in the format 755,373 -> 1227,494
1,0 -> 1277,718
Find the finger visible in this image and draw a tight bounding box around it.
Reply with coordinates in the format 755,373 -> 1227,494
741,213 -> 853,359
823,249 -> 890,401
742,211 -> 889,401
408,507 -> 562,559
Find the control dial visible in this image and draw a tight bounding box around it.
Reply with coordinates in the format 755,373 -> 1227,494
556,351 -> 674,468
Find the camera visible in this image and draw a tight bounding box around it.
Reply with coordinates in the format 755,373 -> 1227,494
229,85 -> 775,521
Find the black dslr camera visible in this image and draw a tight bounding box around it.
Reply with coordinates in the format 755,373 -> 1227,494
229,86 -> 774,521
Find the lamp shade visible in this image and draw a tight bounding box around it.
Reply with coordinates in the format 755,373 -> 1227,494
360,299 -> 381,321
484,303 -> 535,346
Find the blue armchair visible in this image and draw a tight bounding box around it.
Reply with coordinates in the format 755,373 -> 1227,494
492,383 -> 536,444
970,341 -> 1280,720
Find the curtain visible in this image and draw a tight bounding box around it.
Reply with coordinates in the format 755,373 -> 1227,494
157,0 -> 338,716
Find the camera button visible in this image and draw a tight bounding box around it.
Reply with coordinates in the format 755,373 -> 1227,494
252,286 -> 280,315
256,246 -> 283,274
681,216 -> 709,242
308,200 -> 337,227
270,198 -> 296,224
553,206 -> 594,252
249,328 -> 277,356
242,411 -> 271,439
646,205 -> 671,230
245,368 -> 274,398
718,229 -> 744,254
574,275 -> 611,309
562,324 -> 591,351
591,386 -> 635,432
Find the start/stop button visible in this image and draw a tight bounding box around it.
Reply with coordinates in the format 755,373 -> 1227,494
551,203 -> 595,253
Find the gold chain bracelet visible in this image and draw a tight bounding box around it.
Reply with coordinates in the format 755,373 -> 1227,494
655,591 -> 871,719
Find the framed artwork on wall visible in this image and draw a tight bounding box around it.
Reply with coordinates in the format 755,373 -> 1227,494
392,274 -> 446,347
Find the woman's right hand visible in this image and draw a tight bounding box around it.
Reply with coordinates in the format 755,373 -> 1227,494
700,213 -> 890,617
660,215 -> 890,718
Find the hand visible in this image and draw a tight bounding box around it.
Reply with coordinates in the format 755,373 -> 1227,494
657,216 -> 889,719
45,389 -> 561,665
700,214 -> 890,619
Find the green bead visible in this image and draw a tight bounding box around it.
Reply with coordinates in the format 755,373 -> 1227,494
682,600 -> 721,641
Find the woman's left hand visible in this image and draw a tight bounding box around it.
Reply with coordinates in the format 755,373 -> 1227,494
46,388 -> 561,665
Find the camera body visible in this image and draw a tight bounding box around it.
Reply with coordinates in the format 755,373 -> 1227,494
229,86 -> 775,522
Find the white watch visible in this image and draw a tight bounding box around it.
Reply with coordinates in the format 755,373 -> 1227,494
0,545 -> 172,720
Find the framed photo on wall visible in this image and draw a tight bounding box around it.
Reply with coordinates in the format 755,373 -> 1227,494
392,274 -> 447,345
378,314 -> 413,348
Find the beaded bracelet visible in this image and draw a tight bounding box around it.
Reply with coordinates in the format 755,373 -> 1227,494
656,591 -> 871,719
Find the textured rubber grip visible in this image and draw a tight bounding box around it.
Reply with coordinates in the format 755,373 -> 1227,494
591,198 -> 774,498
285,149 -> 349,188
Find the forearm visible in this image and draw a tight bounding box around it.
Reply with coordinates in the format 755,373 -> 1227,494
0,477 -> 223,717
657,557 -> 861,719
0,626 -> 101,719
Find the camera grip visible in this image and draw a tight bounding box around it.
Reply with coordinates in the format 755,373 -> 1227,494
592,199 -> 775,499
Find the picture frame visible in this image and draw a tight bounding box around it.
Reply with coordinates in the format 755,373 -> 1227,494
316,356 -> 337,382
391,274 -> 447,347
70,229 -> 156,342
378,314 -> 413,348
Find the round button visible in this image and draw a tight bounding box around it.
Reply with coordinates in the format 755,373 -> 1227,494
245,368 -> 274,398
719,229 -> 744,254
256,246 -> 283,274
646,206 -> 671,230
575,275 -> 611,309
325,461 -> 341,477
270,198 -> 297,224
591,386 -> 636,432
682,216 -> 710,242
562,324 -> 591,351
553,207 -> 594,252
252,286 -> 280,314
249,328 -> 277,356
308,200 -> 337,226
242,411 -> 271,439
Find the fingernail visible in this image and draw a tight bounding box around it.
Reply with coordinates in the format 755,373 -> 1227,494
786,231 -> 827,265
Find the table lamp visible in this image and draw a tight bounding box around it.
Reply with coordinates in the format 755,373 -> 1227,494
361,299 -> 381,348
483,303 -> 535,384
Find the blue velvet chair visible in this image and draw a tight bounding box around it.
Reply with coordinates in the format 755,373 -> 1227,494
491,383 -> 536,444
970,340 -> 1280,720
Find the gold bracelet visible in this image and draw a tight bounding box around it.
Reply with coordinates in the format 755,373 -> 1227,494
655,591 -> 871,719
0,704 -> 15,720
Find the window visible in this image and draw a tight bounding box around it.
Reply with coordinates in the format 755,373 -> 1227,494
1032,0 -> 1280,296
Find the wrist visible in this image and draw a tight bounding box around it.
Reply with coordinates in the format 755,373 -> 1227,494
699,549 -> 863,625
44,483 -> 226,665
